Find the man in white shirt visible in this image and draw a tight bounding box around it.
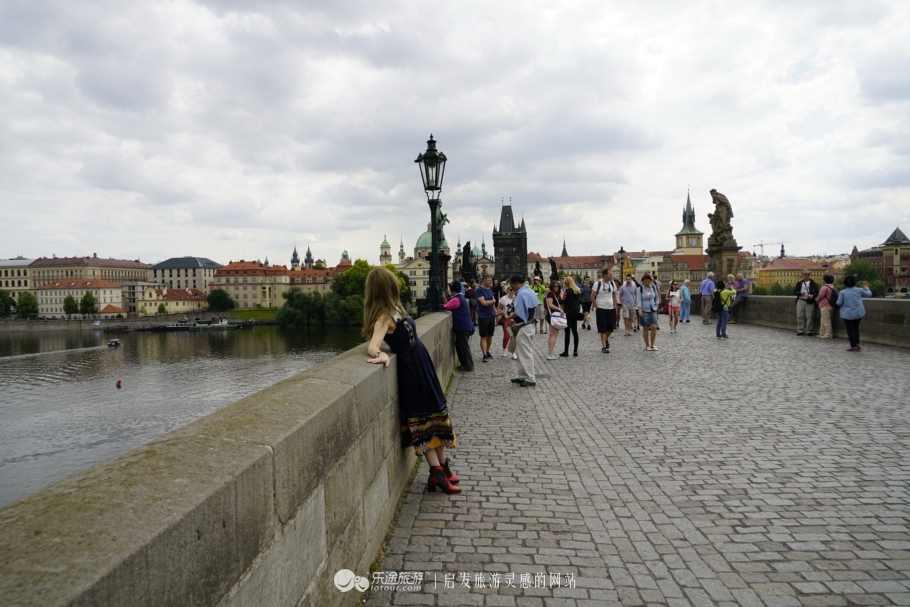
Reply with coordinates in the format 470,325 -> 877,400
590,268 -> 617,353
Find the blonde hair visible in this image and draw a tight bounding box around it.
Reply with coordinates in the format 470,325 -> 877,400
562,276 -> 580,295
362,267 -> 408,339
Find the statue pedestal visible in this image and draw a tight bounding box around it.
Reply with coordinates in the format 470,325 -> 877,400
707,242 -> 742,279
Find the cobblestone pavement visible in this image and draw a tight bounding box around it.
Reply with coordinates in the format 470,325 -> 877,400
364,316 -> 910,607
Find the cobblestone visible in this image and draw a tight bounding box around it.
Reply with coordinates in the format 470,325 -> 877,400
364,318 -> 910,606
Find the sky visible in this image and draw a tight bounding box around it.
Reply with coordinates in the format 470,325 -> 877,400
1,0 -> 908,267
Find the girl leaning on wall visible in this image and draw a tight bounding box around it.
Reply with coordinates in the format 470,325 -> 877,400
363,267 -> 462,494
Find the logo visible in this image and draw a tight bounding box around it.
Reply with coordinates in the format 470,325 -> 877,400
334,569 -> 370,593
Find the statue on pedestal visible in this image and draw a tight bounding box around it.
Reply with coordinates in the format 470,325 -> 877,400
533,260 -> 544,281
549,258 -> 559,282
461,241 -> 475,282
707,189 -> 736,248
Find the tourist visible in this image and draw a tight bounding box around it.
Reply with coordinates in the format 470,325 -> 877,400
728,272 -> 750,324
443,281 -> 474,372
619,274 -> 639,336
491,278 -> 503,305
364,267 -> 460,494
638,273 -> 660,351
580,277 -> 593,330
699,272 -> 716,324
716,279 -> 735,339
680,279 -> 692,323
817,274 -> 837,339
836,276 -> 873,351
530,276 -> 548,334
475,275 -> 497,362
545,280 -> 563,360
560,276 -> 581,357
653,275 -> 663,330
666,280 -> 681,332
465,280 -> 478,326
793,270 -> 819,335
498,285 -> 517,358
591,268 -> 618,353
506,275 -> 538,387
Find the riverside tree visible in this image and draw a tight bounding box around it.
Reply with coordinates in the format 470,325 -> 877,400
207,288 -> 235,312
16,292 -> 38,317
63,294 -> 79,318
276,287 -> 326,327
0,291 -> 14,316
79,292 -> 98,315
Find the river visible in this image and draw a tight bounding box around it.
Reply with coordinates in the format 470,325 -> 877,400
0,325 -> 363,508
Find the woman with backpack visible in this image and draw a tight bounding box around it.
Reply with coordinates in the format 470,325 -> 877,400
637,274 -> 660,351
715,279 -> 735,339
580,277 -> 593,330
545,280 -> 563,360
817,274 -> 837,339
836,276 -> 873,352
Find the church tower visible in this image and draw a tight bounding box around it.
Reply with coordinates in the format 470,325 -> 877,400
379,235 -> 392,266
291,245 -> 301,270
304,246 -> 314,269
398,238 -> 406,263
674,191 -> 704,255
492,198 -> 527,281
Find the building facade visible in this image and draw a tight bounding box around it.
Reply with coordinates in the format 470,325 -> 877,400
35,278 -> 126,318
0,257 -> 34,307
492,203 -> 527,281
148,257 -> 222,293
527,252 -> 610,281
756,258 -> 826,288
30,254 -> 150,315
137,287 -> 208,316
287,268 -> 333,293
854,227 -> 910,294
213,261 -> 291,309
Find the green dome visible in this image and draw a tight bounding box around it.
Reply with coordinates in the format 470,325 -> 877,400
472,244 -> 482,257
415,225 -> 448,250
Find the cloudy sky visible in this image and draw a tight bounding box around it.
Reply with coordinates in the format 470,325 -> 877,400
1,0 -> 908,267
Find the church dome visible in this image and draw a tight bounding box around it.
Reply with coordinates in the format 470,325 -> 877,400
472,244 -> 482,257
415,224 -> 449,250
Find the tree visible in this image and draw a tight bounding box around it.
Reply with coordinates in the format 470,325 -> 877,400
138,305 -> 147,316
312,262 -> 326,270
277,287 -> 326,327
16,292 -> 38,318
63,294 -> 79,318
331,259 -> 373,298
383,264 -> 412,305
837,260 -> 886,297
157,303 -> 167,314
79,291 -> 98,315
770,282 -> 788,296
207,288 -> 235,312
0,291 -> 14,317
324,292 -> 364,325
751,284 -> 770,295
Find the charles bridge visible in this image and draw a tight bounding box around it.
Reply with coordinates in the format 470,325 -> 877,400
1,297 -> 908,607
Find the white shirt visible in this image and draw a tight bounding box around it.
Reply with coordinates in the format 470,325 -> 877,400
668,290 -> 681,306
592,279 -> 616,309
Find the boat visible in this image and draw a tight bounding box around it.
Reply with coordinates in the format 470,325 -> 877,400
233,321 -> 255,330
107,339 -> 122,347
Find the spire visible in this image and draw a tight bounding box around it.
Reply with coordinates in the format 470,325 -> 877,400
561,239 -> 568,257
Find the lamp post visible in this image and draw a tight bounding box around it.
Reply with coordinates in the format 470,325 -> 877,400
415,135 -> 447,312
617,246 -> 626,283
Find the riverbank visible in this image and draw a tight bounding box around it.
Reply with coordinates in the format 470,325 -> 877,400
0,309 -> 275,333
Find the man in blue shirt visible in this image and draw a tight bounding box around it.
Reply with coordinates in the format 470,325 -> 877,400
699,272 -> 716,324
507,275 -> 538,387
475,275 -> 497,362
728,272 -> 750,323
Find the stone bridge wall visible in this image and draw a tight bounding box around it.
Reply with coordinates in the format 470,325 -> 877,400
0,312 -> 454,607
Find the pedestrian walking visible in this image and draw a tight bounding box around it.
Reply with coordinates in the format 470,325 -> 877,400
443,281 -> 474,372
530,276 -> 548,334
793,270 -> 819,335
817,274 -> 837,339
638,274 -> 660,350
680,279 -> 692,322
836,276 -> 872,351
545,280 -> 563,360
715,279 -> 735,338
364,267 -> 461,494
591,268 -> 618,353
465,280 -> 478,326
491,278 -> 503,305
560,276 -> 581,357
699,272 -> 716,323
619,274 -> 639,336
506,275 -> 538,387
498,285 -> 518,358
728,273 -> 750,323
667,280 -> 681,332
475,275 -> 497,363
580,277 -> 593,330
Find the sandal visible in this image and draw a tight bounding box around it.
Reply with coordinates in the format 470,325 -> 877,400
601,347 -> 608,353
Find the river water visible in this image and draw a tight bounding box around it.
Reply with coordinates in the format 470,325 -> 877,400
0,325 -> 363,508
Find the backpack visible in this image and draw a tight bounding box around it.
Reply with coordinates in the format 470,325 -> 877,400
823,284 -> 839,309
711,290 -> 724,313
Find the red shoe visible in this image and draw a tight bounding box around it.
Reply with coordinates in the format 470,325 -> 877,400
441,458 -> 460,484
427,466 -> 461,494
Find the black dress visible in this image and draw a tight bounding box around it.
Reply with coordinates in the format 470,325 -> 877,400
384,317 -> 456,455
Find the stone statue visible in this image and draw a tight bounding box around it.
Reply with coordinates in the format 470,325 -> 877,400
461,241 -> 474,281
549,258 -> 559,282
707,189 -> 736,248
533,260 -> 543,281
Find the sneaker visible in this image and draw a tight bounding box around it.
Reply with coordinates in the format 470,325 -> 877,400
796,332 -> 804,336
646,346 -> 654,351
559,352 -> 569,357
546,354 -> 558,360
502,349 -> 509,357
511,353 -> 517,360
519,380 -> 536,387
847,346 -> 859,352
806,332 -> 813,336
720,335 -> 729,339
650,345 -> 658,351
511,377 -> 525,383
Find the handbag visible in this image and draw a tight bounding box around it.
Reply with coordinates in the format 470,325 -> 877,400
549,312 -> 568,330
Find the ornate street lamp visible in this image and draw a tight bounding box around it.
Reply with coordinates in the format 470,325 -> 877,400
617,246 -> 626,283
415,135 -> 447,312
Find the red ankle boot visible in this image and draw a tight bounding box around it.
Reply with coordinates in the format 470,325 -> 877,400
427,466 -> 461,494
441,458 -> 460,484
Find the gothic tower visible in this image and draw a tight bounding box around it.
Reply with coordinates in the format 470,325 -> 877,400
674,191 -> 704,255
492,199 -> 527,281
379,235 -> 392,266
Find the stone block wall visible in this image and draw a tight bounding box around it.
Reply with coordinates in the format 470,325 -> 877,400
691,294 -> 910,348
0,312 -> 455,607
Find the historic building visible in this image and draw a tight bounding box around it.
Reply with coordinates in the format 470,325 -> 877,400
148,257 -> 222,293
30,254 -> 150,314
674,193 -> 704,255
379,237 -> 393,266
137,287 -> 208,316
526,251 -> 610,281
853,227 -> 910,293
0,257 -> 34,308
756,258 -> 827,288
453,236 -> 495,280
35,278 -> 126,318
492,202 -> 527,281
213,261 -> 291,309
287,268 -> 333,293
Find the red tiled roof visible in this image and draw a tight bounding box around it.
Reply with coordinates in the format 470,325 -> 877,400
36,279 -> 122,290
101,305 -> 126,314
761,258 -> 824,271
30,257 -> 148,269
528,252 -> 608,266
666,254 -> 710,270
215,262 -> 288,276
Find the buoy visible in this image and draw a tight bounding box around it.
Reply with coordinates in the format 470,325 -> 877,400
116,380 -> 122,389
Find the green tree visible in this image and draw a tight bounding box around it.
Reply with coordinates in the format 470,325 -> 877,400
157,303 -> 167,314
0,291 -> 14,316
383,263 -> 412,305
63,294 -> 79,318
841,259 -> 879,283
312,262 -> 326,270
770,282 -> 788,296
16,292 -> 38,317
324,292 -> 363,325
751,284 -> 770,295
331,259 -> 373,298
138,305 -> 147,316
277,287 -> 326,327
79,291 -> 98,315
207,288 -> 235,312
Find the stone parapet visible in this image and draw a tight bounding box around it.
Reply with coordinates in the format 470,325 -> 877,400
0,312 -> 455,607
692,294 -> 910,348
